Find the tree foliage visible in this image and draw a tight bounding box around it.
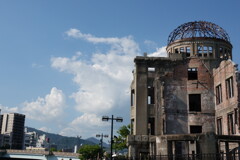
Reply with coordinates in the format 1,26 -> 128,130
113,124 -> 130,151
50,147 -> 57,152
78,144 -> 101,160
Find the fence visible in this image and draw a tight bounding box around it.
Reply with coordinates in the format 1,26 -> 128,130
128,153 -> 240,160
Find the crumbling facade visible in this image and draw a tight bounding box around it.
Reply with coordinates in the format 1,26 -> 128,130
127,21 -> 240,159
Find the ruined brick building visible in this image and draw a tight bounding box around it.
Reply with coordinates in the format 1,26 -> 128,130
127,21 -> 240,159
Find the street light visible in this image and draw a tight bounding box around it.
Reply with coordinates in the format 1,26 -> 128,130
102,115 -> 123,160
96,133 -> 108,160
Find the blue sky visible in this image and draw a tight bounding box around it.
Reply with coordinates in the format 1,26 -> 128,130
0,0 -> 240,139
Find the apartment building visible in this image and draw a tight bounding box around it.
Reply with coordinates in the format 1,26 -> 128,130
0,113 -> 25,149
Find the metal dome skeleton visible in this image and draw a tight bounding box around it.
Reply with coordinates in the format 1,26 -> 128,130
167,21 -> 230,45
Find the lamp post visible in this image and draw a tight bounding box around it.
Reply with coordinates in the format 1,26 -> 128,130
96,133 -> 108,159
102,115 -> 123,160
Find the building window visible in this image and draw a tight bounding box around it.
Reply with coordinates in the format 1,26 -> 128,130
197,46 -> 203,57
217,118 -> 222,135
148,67 -> 155,72
163,119 -> 166,134
203,46 -> 208,57
228,113 -> 235,135
226,77 -> 234,99
188,68 -> 198,80
216,84 -> 222,105
189,94 -> 201,112
148,118 -> 155,135
209,46 -> 213,57
131,119 -> 134,134
234,109 -> 238,125
148,86 -> 154,104
180,47 -> 184,53
186,47 -> 190,57
197,45 -> 213,57
175,48 -> 179,53
219,47 -> 223,58
131,89 -> 135,106
190,125 -> 202,133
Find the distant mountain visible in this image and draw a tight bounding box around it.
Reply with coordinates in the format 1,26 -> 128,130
86,137 -> 109,148
25,127 -> 97,150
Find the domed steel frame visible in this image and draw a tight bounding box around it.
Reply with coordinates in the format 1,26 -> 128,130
167,21 -> 230,45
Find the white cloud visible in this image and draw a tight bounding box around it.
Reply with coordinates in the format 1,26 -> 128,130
0,105 -> 18,113
71,113 -> 105,126
148,46 -> 168,57
51,29 -> 142,137
51,29 -> 168,137
52,30 -> 140,115
59,113 -> 108,137
22,87 -> 66,121
66,28 -> 139,56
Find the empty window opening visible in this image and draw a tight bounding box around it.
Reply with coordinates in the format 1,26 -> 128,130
217,118 -> 222,135
198,46 -> 213,57
219,47 -> 223,58
186,47 -> 191,57
225,49 -> 227,54
175,142 -> 183,155
148,87 -> 154,104
131,89 -> 135,106
209,46 -> 213,53
228,113 -> 235,135
209,46 -> 213,57
190,125 -> 202,133
188,68 -> 198,80
198,46 -> 203,53
148,67 -> 155,72
175,48 -> 179,53
131,119 -> 134,134
163,119 -> 166,134
189,94 -> 201,112
219,47 -> 223,53
234,109 -> 238,125
180,47 -> 184,53
226,77 -> 234,99
203,46 -> 208,53
148,118 -> 155,135
197,46 -> 203,57
203,46 -> 208,57
148,96 -> 151,104
216,84 -> 222,105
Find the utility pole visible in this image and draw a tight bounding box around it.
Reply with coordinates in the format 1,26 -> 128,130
96,133 -> 108,160
102,115 -> 123,160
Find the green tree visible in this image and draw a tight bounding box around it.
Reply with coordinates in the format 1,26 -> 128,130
113,124 -> 130,151
50,147 -> 57,152
78,144 -> 101,160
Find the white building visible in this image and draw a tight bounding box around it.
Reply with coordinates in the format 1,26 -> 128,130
24,130 -> 38,148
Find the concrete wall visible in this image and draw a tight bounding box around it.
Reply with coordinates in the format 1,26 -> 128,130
214,60 -> 240,135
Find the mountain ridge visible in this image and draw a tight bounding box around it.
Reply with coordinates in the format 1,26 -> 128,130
26,126 -> 104,150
